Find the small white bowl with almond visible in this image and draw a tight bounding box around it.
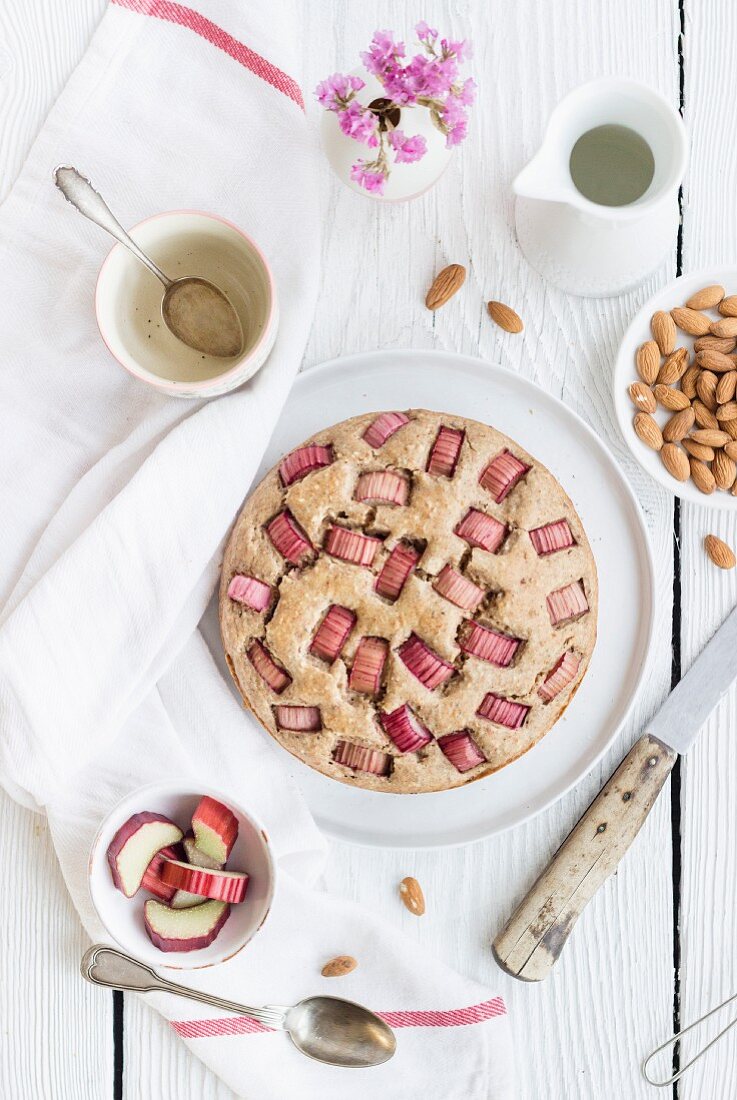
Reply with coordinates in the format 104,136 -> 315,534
615,266 -> 737,509
89,782 -> 275,969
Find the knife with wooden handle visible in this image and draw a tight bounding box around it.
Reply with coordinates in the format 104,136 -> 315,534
493,602 -> 737,983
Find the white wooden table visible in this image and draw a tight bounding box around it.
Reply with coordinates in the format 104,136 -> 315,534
3,1 -> 737,1096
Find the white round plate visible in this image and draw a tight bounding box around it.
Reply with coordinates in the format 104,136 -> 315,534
614,264 -> 737,509
233,350 -> 654,848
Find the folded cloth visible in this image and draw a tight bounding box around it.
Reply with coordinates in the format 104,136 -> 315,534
0,2 -> 515,1097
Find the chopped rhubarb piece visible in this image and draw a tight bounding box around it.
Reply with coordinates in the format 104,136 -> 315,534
477,693 -> 530,730
363,411 -> 410,448
379,704 -> 433,753
539,651 -> 581,702
227,574 -> 272,611
265,510 -> 314,565
479,450 -> 530,502
427,426 -> 464,477
433,565 -> 485,611
160,859 -> 249,904
279,443 -> 333,486
143,898 -> 230,952
349,637 -> 388,694
455,508 -> 507,553
247,640 -> 291,694
274,704 -> 322,731
547,581 -> 589,626
530,519 -> 575,556
309,604 -> 356,662
192,796 -> 239,864
106,813 -> 184,899
354,470 -> 409,506
398,633 -> 455,690
460,621 -> 520,667
333,740 -> 392,776
375,542 -> 420,600
438,731 -> 486,773
171,890 -> 207,909
141,845 -> 182,902
183,835 -> 223,871
325,524 -> 382,567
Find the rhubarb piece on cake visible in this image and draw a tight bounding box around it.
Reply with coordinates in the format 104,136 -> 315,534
183,835 -> 224,871
479,450 -> 530,502
375,542 -> 421,600
362,411 -> 410,448
279,444 -> 333,487
247,640 -> 292,694
354,470 -> 409,506
529,519 -> 575,557
455,508 -> 507,553
426,426 -> 464,477
333,741 -> 392,776
107,813 -> 184,899
437,731 -> 486,773
227,574 -> 273,611
379,704 -> 433,753
274,705 -> 322,731
349,637 -> 388,694
539,651 -> 581,702
398,633 -> 455,690
160,859 -> 249,904
309,604 -> 356,662
477,693 -> 530,730
546,580 -> 589,626
325,525 -> 382,567
143,898 -> 230,952
459,621 -> 521,667
141,844 -> 182,902
265,510 -> 314,566
433,565 -> 485,611
191,796 -> 239,865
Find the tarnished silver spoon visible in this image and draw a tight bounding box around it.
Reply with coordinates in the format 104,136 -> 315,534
81,944 -> 396,1069
54,167 -> 243,359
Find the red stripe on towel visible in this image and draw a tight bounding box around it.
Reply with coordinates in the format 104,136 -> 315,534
111,0 -> 304,109
171,996 -> 507,1040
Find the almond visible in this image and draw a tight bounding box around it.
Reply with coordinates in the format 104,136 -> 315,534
690,458 -> 716,495
691,428 -> 731,447
487,300 -> 523,333
662,406 -> 695,442
724,419 -> 737,441
692,399 -> 720,430
657,347 -> 688,384
716,372 -> 737,404
660,443 -> 690,482
321,955 -> 358,978
694,335 -> 737,353
712,450 -> 737,490
687,284 -> 725,310
628,381 -> 656,412
696,349 -> 736,373
710,317 -> 737,338
717,401 -> 737,422
683,438 -> 715,462
653,384 -> 690,411
671,306 -> 712,336
725,441 -> 737,461
633,412 -> 663,451
696,370 -> 718,410
681,365 -> 701,399
651,310 -> 676,355
425,264 -> 466,310
704,534 -> 736,569
399,876 -> 425,916
636,341 -> 661,384
718,295 -> 737,318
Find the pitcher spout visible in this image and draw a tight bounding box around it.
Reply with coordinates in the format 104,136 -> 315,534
513,149 -> 576,206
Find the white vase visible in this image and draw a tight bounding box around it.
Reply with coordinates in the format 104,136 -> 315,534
320,70 -> 452,203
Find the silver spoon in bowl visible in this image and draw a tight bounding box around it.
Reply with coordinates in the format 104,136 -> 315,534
81,944 -> 396,1069
54,167 -> 244,359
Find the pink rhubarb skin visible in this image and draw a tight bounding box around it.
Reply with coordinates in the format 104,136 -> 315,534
247,640 -> 292,694
455,508 -> 507,553
274,704 -> 322,731
379,704 -> 433,753
437,731 -> 486,773
143,898 -> 230,953
479,450 -> 530,502
477,693 -> 530,730
529,519 -> 575,557
227,574 -> 273,611
459,621 -> 520,667
265,511 -> 314,566
426,426 -> 464,477
354,470 -> 409,506
539,651 -> 580,702
362,411 -> 410,449
106,812 -> 184,899
433,565 -> 485,611
546,580 -> 589,626
349,637 -> 388,694
333,740 -> 392,776
398,633 -> 455,690
279,443 -> 333,487
183,835 -> 223,872
325,525 -> 382,567
309,604 -> 356,662
141,844 -> 183,902
375,542 -> 421,600
192,795 -> 239,865
160,859 -> 249,904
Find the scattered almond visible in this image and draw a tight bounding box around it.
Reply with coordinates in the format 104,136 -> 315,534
696,349 -> 736,373
717,401 -> 737,422
683,439 -> 715,462
321,955 -> 358,978
696,370 -> 718,410
710,317 -> 737,338
716,372 -> 737,404
636,341 -> 661,385
712,450 -> 737,490
662,407 -> 695,442
653,384 -> 690,411
692,399 -> 720,430
718,295 -> 737,317
633,412 -> 663,451
660,443 -> 690,482
657,348 -> 688,385
694,335 -> 737,353
399,876 -> 426,916
487,300 -> 523,333
690,458 -> 716,495
671,306 -> 712,336
687,285 -> 725,310
691,428 -> 731,447
425,264 -> 466,310
681,365 -> 701,399
628,381 -> 656,412
651,311 -> 676,355
704,534 -> 736,569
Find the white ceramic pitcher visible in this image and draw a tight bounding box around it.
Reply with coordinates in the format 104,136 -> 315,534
513,79 -> 687,297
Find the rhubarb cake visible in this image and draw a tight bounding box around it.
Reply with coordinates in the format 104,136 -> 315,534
219,409 -> 598,794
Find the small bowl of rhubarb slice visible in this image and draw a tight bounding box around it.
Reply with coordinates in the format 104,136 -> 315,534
89,783 -> 275,969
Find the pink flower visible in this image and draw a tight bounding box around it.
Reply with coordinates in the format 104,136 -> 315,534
350,161 -> 387,195
360,29 -> 405,78
455,76 -> 476,106
338,100 -> 380,146
388,130 -> 427,164
441,38 -> 472,63
441,95 -> 468,147
315,71 -> 365,110
402,55 -> 454,98
415,20 -> 438,43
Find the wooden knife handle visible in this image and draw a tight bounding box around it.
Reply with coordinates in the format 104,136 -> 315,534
492,734 -> 677,982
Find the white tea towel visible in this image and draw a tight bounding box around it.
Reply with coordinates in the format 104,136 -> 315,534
0,2 -> 515,1097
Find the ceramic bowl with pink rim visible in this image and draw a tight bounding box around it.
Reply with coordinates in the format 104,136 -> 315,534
89,781 -> 276,970
95,211 -> 278,398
